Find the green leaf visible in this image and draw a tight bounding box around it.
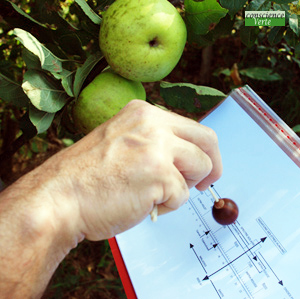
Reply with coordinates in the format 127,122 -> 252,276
22,70 -> 68,113
292,57 -> 300,68
55,28 -> 86,57
239,24 -> 259,47
0,73 -> 29,107
160,82 -> 226,113
53,69 -> 75,97
273,0 -> 295,3
268,26 -> 285,46
73,52 -> 103,98
246,0 -> 272,11
240,67 -> 282,81
184,0 -> 228,35
219,0 -> 247,17
29,105 -> 55,134
289,14 -> 299,36
13,28 -> 64,74
22,48 -> 41,70
7,0 -> 47,27
293,124 -> 300,133
74,0 -> 101,25
285,27 -> 299,47
295,42 -> 300,58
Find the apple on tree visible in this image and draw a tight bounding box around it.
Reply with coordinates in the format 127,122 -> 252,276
72,69 -> 146,134
99,0 -> 187,82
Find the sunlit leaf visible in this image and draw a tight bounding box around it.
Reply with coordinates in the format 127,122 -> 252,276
184,0 -> 228,35
14,28 -> 64,74
22,69 -> 68,113
160,82 -> 225,113
289,14 -> 299,36
74,0 -> 101,25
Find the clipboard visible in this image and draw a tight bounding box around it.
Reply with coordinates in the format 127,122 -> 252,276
109,85 -> 300,299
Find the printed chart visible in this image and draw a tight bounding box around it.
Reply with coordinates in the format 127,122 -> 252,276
187,186 -> 291,299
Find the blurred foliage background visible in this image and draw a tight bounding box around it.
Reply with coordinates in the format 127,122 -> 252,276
0,0 -> 299,298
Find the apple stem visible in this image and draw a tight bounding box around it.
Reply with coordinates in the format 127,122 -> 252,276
208,186 -> 219,203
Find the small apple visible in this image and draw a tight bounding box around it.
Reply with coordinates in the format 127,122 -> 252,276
72,69 -> 146,134
99,0 -> 187,82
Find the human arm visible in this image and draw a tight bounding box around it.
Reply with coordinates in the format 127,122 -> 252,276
0,100 -> 222,298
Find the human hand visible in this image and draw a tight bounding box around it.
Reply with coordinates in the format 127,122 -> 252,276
49,100 -> 222,241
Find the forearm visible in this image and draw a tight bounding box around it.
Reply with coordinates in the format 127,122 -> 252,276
0,156 -> 83,298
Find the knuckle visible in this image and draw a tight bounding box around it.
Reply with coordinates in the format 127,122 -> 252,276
212,163 -> 223,181
203,154 -> 213,176
205,127 -> 219,145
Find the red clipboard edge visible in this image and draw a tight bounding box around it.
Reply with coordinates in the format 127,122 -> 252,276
108,237 -> 137,299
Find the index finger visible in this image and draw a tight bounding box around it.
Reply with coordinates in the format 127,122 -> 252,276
171,115 -> 223,190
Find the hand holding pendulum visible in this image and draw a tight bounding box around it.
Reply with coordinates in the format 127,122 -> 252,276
208,186 -> 239,225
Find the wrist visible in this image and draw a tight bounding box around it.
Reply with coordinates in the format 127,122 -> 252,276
34,152 -> 86,253
0,159 -> 84,298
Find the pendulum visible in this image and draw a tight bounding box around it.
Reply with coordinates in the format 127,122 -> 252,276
208,186 -> 239,225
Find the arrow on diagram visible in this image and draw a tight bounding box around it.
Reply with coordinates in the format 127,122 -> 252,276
203,237 -> 267,281
190,243 -> 207,273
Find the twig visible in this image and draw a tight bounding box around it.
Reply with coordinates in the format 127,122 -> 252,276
150,204 -> 158,222
208,186 -> 219,203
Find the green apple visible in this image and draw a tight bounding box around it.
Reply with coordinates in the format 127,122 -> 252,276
99,0 -> 187,82
72,69 -> 146,134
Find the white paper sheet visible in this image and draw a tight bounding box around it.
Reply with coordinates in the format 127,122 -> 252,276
116,94 -> 300,299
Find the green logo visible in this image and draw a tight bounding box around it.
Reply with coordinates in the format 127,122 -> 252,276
245,11 -> 285,26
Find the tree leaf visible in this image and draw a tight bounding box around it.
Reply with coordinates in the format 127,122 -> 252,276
74,0 -> 101,25
292,57 -> 300,68
13,28 -> 64,74
55,28 -> 86,57
7,0 -> 47,27
295,42 -> 300,58
285,27 -> 299,47
0,73 -> 29,107
73,52 -> 103,98
29,105 -> 55,134
184,0 -> 228,35
246,0 -> 272,11
22,69 -> 68,113
22,48 -> 41,70
219,0 -> 247,17
160,82 -> 225,113
239,24 -> 259,47
289,14 -> 299,36
268,26 -> 285,46
273,0 -> 295,3
53,69 -> 75,97
293,124 -> 300,133
240,67 -> 282,81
